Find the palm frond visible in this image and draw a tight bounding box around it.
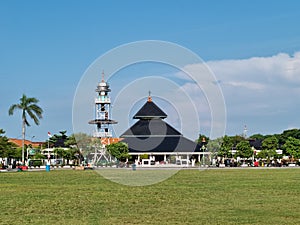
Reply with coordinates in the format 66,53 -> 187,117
28,104 -> 43,119
27,97 -> 39,104
8,104 -> 19,115
27,109 -> 40,125
24,119 -> 30,126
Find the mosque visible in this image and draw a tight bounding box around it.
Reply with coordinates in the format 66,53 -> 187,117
120,95 -> 205,165
89,74 -> 207,166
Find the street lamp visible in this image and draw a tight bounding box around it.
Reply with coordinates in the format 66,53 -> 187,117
201,137 -> 207,167
26,136 -> 35,166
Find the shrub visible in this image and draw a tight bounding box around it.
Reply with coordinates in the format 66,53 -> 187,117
140,154 -> 149,159
32,160 -> 43,167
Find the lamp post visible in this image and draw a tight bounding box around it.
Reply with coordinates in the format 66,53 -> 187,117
26,135 -> 35,166
201,137 -> 207,167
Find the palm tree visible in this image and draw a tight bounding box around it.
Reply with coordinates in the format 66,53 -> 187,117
8,94 -> 43,164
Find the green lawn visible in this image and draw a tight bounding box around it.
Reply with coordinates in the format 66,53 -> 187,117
0,168 -> 299,225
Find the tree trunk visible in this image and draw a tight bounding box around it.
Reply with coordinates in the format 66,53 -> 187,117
22,119 -> 25,164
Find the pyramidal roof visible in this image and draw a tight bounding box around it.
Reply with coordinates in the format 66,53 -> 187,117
133,96 -> 167,119
121,136 -> 200,153
120,95 -> 201,153
121,119 -> 181,137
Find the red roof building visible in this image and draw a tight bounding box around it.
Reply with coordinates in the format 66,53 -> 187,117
8,138 -> 44,148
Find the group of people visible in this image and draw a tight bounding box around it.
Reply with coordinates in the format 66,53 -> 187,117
0,160 -> 19,170
1,160 -> 8,169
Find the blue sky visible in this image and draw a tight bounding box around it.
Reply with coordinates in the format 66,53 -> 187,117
1,0 -> 300,141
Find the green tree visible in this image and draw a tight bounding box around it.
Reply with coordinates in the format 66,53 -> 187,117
32,153 -> 46,160
283,137 -> 300,159
106,142 -> 130,162
49,130 -> 68,147
276,129 -> 300,149
231,135 -> 245,146
54,148 -> 66,164
64,148 -> 82,165
73,133 -> 93,158
259,136 -> 278,160
12,147 -> 22,160
236,140 -> 253,159
196,134 -> 209,144
218,135 -> 233,158
64,134 -> 77,147
281,129 -> 300,139
249,133 -> 265,141
0,129 -> 14,159
207,137 -> 223,156
64,149 -> 74,165
8,94 -> 43,163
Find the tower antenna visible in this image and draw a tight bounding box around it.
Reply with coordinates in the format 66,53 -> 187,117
101,70 -> 105,82
243,125 -> 248,138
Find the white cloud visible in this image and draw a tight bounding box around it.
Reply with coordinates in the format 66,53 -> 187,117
207,52 -> 300,85
177,51 -> 300,136
224,81 -> 265,90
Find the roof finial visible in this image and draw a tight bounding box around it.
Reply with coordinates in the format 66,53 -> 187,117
148,90 -> 152,102
101,70 -> 105,82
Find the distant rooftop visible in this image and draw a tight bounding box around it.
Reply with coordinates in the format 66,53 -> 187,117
8,138 -> 44,148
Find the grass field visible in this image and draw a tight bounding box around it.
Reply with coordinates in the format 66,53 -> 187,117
0,168 -> 299,225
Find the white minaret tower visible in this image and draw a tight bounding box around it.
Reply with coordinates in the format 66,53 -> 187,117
88,71 -> 117,164
89,71 -> 117,138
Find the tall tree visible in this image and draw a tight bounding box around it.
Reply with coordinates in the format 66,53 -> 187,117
207,137 -> 223,155
106,142 -> 130,162
54,148 -> 66,164
283,137 -> 300,159
49,130 -> 68,147
8,94 -> 43,164
249,133 -> 265,141
73,133 -> 93,157
236,140 -> 253,159
218,135 -> 233,158
259,136 -> 278,161
64,134 -> 85,165
196,134 -> 209,144
276,129 -> 300,147
231,135 -> 245,146
0,129 -> 14,159
64,134 -> 78,148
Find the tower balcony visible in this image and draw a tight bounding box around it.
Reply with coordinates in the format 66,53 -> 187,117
93,131 -> 112,138
95,97 -> 111,104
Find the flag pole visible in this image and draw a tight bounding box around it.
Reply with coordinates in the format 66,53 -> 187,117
47,132 -> 51,149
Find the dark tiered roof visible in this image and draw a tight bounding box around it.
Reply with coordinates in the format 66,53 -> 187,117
249,139 -> 262,150
121,119 -> 181,137
133,100 -> 167,119
120,96 -> 200,153
122,136 -> 200,153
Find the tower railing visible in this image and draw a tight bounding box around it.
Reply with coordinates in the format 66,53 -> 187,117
93,131 -> 112,138
95,97 -> 111,104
